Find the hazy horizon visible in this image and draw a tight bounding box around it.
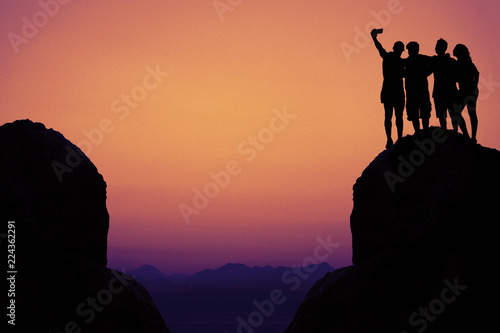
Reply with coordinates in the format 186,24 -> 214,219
108,253 -> 341,276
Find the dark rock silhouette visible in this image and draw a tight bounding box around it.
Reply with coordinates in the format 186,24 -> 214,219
286,128 -> 498,332
0,120 -> 169,332
351,128 -> 497,263
0,120 -> 108,266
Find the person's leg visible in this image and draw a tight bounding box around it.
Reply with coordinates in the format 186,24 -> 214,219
438,108 -> 447,130
406,101 -> 420,136
412,118 -> 420,135
439,116 -> 447,130
450,104 -> 460,132
384,103 -> 394,148
395,104 -> 404,140
421,100 -> 432,133
434,99 -> 447,130
422,117 -> 429,133
449,102 -> 469,137
469,111 -> 478,142
422,107 -> 431,133
459,119 -> 469,139
467,97 -> 478,143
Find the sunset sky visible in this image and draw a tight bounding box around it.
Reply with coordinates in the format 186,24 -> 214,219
1,0 -> 499,274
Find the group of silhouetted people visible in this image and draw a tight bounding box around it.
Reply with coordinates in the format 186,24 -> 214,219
371,29 -> 479,149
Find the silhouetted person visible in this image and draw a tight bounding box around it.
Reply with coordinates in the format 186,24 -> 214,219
371,29 -> 405,149
404,41 -> 432,135
453,44 -> 479,143
430,38 -> 469,136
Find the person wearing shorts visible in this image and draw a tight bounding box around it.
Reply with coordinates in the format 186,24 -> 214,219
371,29 -> 405,149
430,39 -> 468,137
404,41 -> 432,135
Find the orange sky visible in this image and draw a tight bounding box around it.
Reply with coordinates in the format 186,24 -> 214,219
1,0 -> 499,274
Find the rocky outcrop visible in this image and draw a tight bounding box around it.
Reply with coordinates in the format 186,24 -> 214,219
0,120 -> 109,266
286,128 -> 499,332
350,127 -> 498,264
0,120 -> 169,332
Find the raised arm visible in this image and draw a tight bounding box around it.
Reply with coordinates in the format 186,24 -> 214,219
371,29 -> 387,58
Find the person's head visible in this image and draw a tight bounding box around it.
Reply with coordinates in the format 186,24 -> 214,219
406,41 -> 419,56
393,41 -> 405,56
435,38 -> 448,55
453,44 -> 471,61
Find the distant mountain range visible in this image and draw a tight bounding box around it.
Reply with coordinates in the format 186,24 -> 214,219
128,263 -> 335,293
129,264 -> 188,282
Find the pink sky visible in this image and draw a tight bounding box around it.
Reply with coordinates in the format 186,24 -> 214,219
1,0 -> 499,274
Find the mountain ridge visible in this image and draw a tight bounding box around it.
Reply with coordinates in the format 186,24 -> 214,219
128,262 -> 335,293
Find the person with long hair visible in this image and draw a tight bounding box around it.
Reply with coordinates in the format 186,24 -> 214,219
453,44 -> 479,143
430,39 -> 468,137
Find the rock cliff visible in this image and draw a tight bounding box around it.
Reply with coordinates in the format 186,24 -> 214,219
0,120 -> 169,332
286,128 -> 499,332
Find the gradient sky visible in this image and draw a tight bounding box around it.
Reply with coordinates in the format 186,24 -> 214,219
1,0 -> 499,274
